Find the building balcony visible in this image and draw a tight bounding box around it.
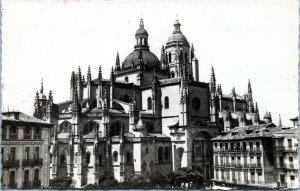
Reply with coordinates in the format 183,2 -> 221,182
3,160 -> 20,168
22,158 -> 43,166
9,134 -> 18,140
34,134 -> 42,139
284,163 -> 297,170
23,134 -> 32,140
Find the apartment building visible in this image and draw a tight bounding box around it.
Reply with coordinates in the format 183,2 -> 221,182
1,111 -> 53,189
211,123 -> 282,188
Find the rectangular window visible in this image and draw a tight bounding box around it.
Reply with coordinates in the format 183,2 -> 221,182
288,139 -> 292,148
2,126 -> 7,139
230,143 -> 234,150
25,147 -> 30,160
242,142 -> 246,151
256,142 -> 260,151
291,176 -> 295,181
1,147 -> 4,161
214,143 -> 217,149
289,157 -> 293,162
257,157 -> 261,167
34,147 -> 39,159
250,142 -> 253,150
9,126 -> 18,140
237,143 -> 241,151
10,147 -> 16,160
225,143 -> 228,150
215,156 -> 218,164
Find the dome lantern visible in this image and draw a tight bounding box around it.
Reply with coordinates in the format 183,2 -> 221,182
134,18 -> 149,51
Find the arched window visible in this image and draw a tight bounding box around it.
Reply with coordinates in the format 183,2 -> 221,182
124,95 -> 130,103
126,152 -> 131,163
34,169 -> 39,182
50,153 -> 52,163
165,147 -> 170,161
60,153 -> 65,164
99,154 -> 102,165
125,77 -> 129,82
113,151 -> 118,162
83,121 -> 99,135
185,52 -> 188,63
158,147 -> 163,163
171,72 -> 175,78
59,121 -> 72,133
86,152 -> 91,164
164,96 -> 169,109
9,171 -> 15,187
110,121 -> 122,136
147,97 -> 152,110
168,53 -> 172,63
145,123 -> 154,133
24,170 -> 29,184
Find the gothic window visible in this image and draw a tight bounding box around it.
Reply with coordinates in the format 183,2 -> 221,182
59,121 -> 71,133
124,95 -> 130,103
126,152 -> 131,163
98,154 -> 102,165
164,96 -> 169,109
145,123 -> 154,133
165,147 -> 170,161
185,52 -> 188,63
147,97 -> 152,110
168,53 -> 172,63
86,152 -> 91,164
83,121 -> 98,135
60,153 -> 66,164
113,151 -> 118,162
171,72 -> 175,78
50,153 -> 52,163
125,77 -> 129,82
110,121 -> 122,136
195,143 -> 201,156
192,97 -> 201,110
158,147 -> 163,163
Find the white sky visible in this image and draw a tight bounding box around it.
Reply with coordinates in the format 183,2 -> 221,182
2,0 -> 298,126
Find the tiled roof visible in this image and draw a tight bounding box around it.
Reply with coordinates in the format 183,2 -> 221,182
273,127 -> 298,138
2,112 -> 52,125
212,123 -> 282,141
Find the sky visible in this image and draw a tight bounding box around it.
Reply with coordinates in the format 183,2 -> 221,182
1,0 -> 298,126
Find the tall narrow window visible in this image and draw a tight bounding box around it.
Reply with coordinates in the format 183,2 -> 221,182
10,147 -> 16,160
164,97 -> 169,109
171,72 -> 175,78
168,53 -> 171,63
165,147 -> 170,161
34,147 -> 39,159
158,147 -> 163,163
124,95 -> 130,103
125,77 -> 129,82
126,152 -> 131,163
113,151 -> 118,162
25,147 -> 30,160
86,152 -> 91,164
24,170 -> 29,185
147,97 -> 152,110
60,153 -> 65,164
9,171 -> 15,188
34,169 -> 39,182
288,139 -> 292,148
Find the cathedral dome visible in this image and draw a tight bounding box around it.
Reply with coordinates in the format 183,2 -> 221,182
167,33 -> 188,44
167,19 -> 189,46
122,50 -> 160,69
135,28 -> 148,36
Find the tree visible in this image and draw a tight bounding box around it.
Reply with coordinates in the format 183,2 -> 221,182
49,176 -> 72,189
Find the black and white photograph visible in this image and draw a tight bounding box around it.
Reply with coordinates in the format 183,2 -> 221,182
1,0 -> 299,189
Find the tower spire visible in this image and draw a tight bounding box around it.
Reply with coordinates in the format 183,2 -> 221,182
40,79 -> 44,94
140,18 -> 144,29
210,66 -> 216,93
98,65 -> 102,82
279,114 -> 282,126
87,65 -> 92,83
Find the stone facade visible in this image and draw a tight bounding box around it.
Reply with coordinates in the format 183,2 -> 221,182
33,18 -> 264,188
1,111 -> 53,189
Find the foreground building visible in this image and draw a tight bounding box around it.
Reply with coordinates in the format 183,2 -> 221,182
1,111 -> 53,189
212,117 -> 299,189
34,19 -> 262,188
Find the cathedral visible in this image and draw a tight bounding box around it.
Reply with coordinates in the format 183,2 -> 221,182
33,18 -> 262,188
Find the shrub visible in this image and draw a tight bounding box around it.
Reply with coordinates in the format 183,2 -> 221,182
49,176 -> 72,189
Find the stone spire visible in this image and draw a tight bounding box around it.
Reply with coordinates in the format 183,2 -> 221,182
115,52 -> 120,70
110,66 -> 115,83
232,87 -> 236,98
160,45 -> 167,69
190,43 -> 194,61
48,90 -> 53,103
210,66 -> 216,93
87,65 -> 92,83
98,66 -> 102,82
40,79 -> 44,94
140,18 -> 144,29
279,114 -> 282,127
